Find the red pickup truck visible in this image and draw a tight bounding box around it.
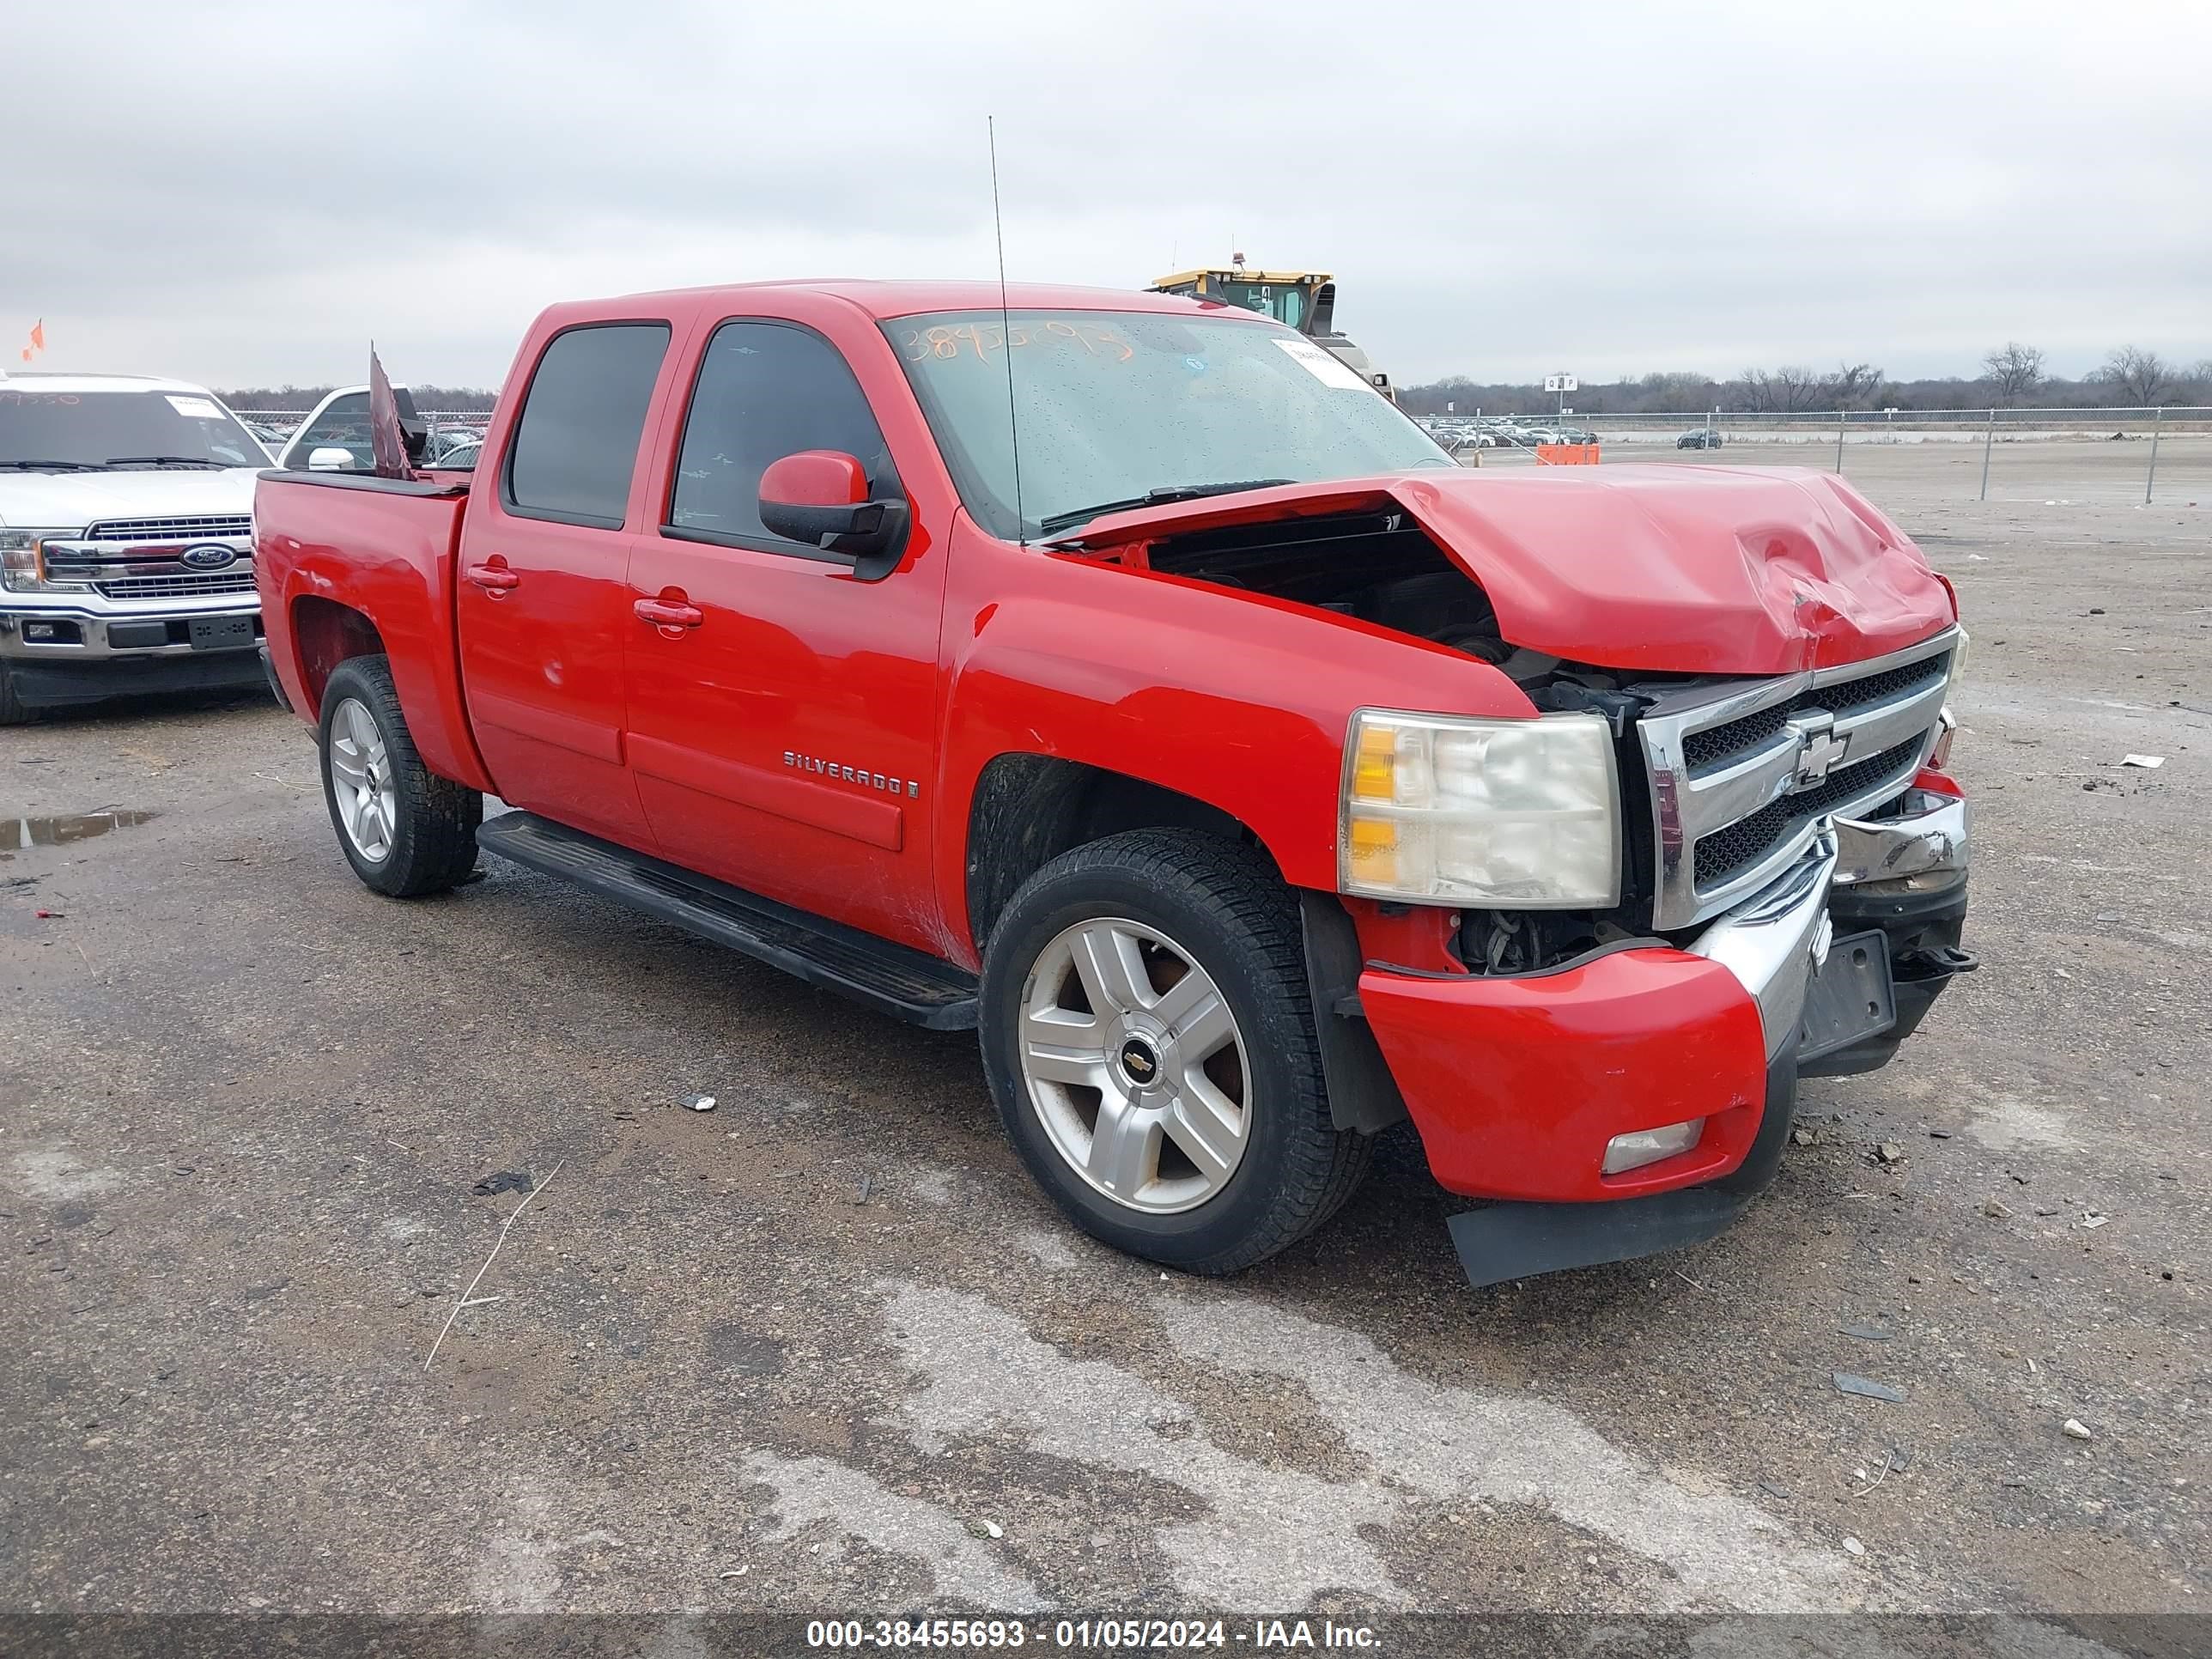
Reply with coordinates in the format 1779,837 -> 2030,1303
255,281 -> 1974,1286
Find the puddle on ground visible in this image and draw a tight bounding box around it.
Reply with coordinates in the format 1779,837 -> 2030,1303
0,809 -> 158,854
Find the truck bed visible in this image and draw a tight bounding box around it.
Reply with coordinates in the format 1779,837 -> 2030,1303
253,470 -> 495,793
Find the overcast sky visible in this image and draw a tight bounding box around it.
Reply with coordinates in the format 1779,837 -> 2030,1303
8,0 -> 2208,392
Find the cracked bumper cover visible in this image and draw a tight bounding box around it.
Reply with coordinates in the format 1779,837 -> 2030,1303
1357,775 -> 1972,1285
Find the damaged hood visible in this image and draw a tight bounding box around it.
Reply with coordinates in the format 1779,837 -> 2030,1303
1068,465 -> 1955,676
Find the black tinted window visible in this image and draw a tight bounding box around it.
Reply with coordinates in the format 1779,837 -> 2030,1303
507,323 -> 670,526
669,322 -> 892,546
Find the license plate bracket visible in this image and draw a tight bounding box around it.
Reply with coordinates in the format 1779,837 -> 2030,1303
187,616 -> 255,651
1796,928 -> 1896,1063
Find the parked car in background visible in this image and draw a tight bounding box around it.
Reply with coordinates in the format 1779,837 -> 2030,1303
256,277 -> 1974,1289
426,428 -> 484,469
1678,428 -> 1725,449
277,384 -> 444,471
1,372 -> 267,723
279,387 -> 486,472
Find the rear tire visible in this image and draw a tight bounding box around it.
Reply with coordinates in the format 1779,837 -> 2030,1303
980,828 -> 1370,1274
318,654 -> 481,897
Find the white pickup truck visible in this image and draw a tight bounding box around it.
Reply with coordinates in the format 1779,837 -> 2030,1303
1,372 -> 270,724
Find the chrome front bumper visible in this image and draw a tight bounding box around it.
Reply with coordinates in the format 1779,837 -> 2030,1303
1832,788 -> 1971,885
1688,787 -> 1970,1060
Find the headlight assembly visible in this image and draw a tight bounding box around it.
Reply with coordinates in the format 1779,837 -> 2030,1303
0,529 -> 90,594
1339,708 -> 1622,908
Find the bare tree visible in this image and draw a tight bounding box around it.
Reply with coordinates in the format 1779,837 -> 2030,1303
1980,342 -> 2045,404
1638,371 -> 1710,413
2095,345 -> 2174,405
1737,365 -> 1827,413
1820,362 -> 1887,410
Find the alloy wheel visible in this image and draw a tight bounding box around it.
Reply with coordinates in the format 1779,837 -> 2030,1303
328,696 -> 398,864
1018,916 -> 1251,1214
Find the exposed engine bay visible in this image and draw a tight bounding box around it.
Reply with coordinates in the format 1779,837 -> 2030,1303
1128,507 -> 1589,691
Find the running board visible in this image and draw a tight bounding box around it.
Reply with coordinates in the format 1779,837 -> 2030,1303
474,812 -> 978,1030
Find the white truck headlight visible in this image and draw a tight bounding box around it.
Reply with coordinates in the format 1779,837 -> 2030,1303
1,529 -> 89,593
1340,708 -> 1621,908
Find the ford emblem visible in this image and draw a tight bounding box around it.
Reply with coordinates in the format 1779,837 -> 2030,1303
179,544 -> 240,570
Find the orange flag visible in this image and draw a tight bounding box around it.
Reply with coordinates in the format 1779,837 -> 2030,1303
27,320 -> 44,351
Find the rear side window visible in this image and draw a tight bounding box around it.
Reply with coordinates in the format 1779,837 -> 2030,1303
285,392 -> 370,468
667,321 -> 894,550
505,322 -> 671,527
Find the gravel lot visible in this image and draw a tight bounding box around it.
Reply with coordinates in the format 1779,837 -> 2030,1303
3,453 -> 2205,1636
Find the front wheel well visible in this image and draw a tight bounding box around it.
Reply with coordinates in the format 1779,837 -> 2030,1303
963,755 -> 1266,953
289,596 -> 386,718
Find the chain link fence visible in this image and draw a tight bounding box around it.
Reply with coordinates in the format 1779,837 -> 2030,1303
1417,406 -> 2212,506
234,410 -> 491,440
235,402 -> 2209,507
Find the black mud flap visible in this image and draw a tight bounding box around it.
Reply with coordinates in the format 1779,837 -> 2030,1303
1447,1051 -> 1798,1288
259,644 -> 293,714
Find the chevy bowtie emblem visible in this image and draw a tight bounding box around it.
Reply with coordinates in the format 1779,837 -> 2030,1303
1789,713 -> 1848,785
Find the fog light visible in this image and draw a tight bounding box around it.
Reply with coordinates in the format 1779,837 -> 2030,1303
1602,1118 -> 1705,1175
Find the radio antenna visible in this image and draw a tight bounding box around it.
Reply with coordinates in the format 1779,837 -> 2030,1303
988,115 -> 1026,546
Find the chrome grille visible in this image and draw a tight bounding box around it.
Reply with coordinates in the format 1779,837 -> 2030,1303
94,570 -> 258,600
1692,738 -> 1924,886
82,514 -> 254,542
1636,627 -> 1959,929
1681,651 -> 1952,774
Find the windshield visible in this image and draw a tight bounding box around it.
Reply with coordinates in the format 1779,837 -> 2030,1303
0,388 -> 269,469
886,309 -> 1449,540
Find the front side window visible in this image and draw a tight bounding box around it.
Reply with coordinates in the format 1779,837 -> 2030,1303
0,388 -> 268,470
667,322 -> 895,550
505,323 -> 671,527
887,309 -> 1449,541
1218,281 -> 1307,329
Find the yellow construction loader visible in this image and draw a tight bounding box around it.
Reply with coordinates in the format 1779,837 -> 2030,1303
1147,260 -> 1395,401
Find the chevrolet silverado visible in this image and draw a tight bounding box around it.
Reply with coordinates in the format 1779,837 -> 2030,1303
254,282 -> 1974,1285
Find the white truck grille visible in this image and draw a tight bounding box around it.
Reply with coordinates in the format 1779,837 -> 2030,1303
82,514 -> 254,542
94,570 -> 258,600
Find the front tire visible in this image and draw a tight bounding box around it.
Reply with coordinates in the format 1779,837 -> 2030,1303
980,829 -> 1370,1274
318,654 -> 481,896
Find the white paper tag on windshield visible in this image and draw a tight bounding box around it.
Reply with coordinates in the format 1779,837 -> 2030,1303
166,395 -> 225,419
1273,337 -> 1371,392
